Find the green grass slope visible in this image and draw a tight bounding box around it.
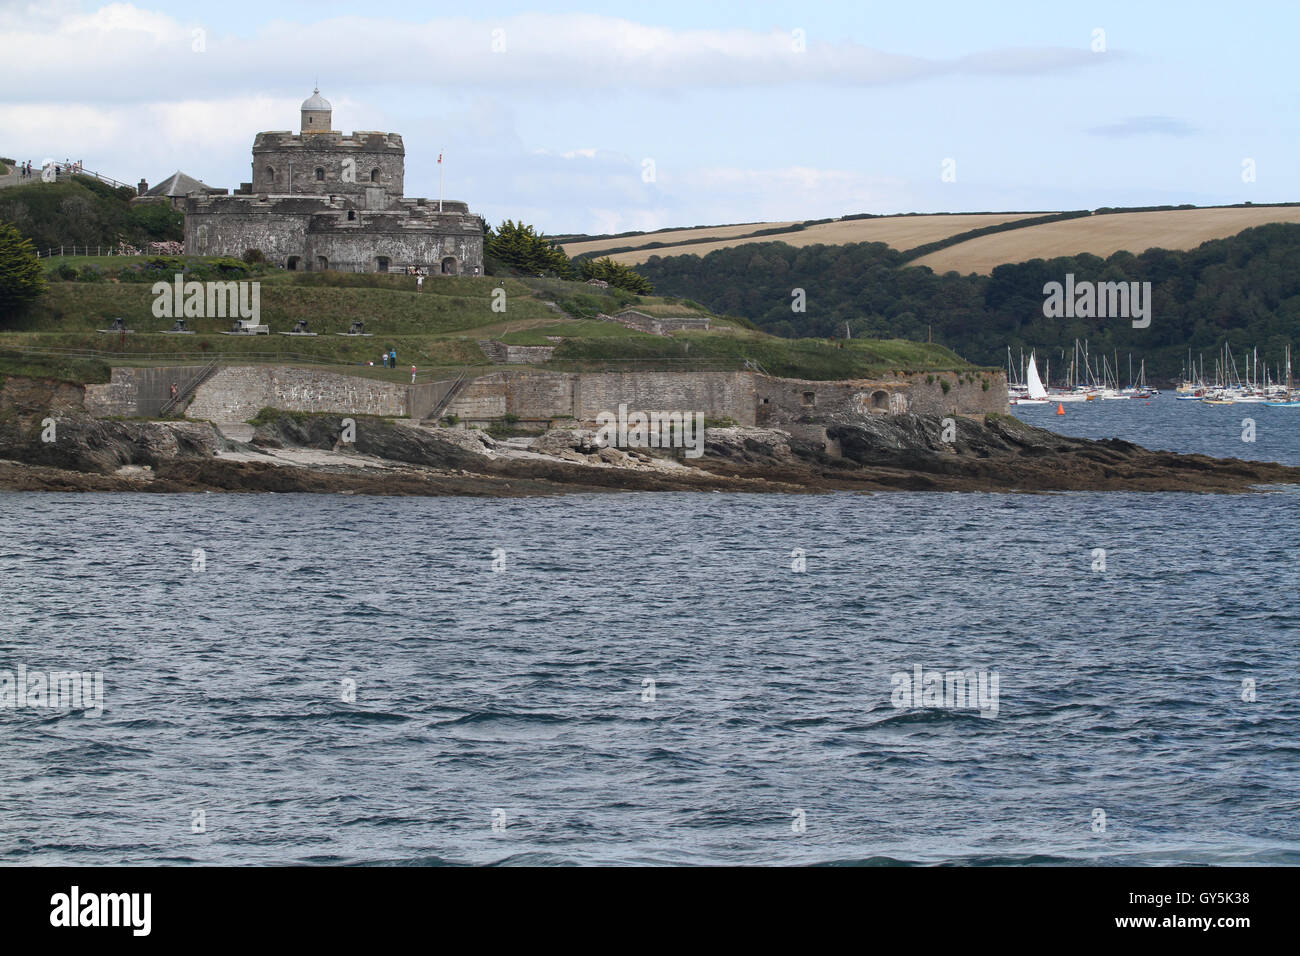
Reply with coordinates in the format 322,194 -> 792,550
3,259 -> 979,385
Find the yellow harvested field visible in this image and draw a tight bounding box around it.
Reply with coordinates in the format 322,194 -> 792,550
602,213 -> 1035,265
561,222 -> 798,257
910,206 -> 1300,275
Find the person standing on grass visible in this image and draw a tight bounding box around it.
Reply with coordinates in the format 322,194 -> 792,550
416,274 -> 423,293
381,351 -> 388,368
390,347 -> 397,369
410,365 -> 417,384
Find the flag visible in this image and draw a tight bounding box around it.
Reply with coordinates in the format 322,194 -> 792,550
438,153 -> 442,164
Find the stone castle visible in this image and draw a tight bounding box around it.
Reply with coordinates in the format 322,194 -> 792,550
183,90 -> 484,275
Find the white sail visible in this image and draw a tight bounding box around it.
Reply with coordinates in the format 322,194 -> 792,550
1025,351 -> 1048,399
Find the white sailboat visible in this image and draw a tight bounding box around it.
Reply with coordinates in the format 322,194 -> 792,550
1016,352 -> 1052,405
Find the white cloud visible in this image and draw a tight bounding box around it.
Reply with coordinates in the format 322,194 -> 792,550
0,5 -> 1124,233
0,7 -> 1108,101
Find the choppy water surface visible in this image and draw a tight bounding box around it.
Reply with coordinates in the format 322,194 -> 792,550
1,398 -> 1298,865
1012,392 -> 1300,465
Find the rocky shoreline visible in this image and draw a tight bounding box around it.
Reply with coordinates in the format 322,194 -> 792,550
2,403 -> 1297,496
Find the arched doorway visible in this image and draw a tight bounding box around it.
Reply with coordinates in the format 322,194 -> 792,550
871,390 -> 890,410
316,256 -> 329,271
375,256 -> 389,273
286,255 -> 301,271
441,256 -> 457,275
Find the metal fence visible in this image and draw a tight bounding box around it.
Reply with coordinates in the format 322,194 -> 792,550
4,346 -> 761,382
0,346 -> 492,386
36,246 -> 145,258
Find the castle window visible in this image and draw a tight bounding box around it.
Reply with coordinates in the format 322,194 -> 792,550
370,168 -> 380,183
347,210 -> 356,221
264,166 -> 275,182
314,167 -> 325,182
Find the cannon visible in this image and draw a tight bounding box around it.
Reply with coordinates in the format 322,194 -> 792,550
96,316 -> 133,334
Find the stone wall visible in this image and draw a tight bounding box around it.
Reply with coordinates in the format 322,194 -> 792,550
442,370 -> 756,425
477,341 -> 557,364
572,371 -> 754,424
185,194 -> 484,274
185,366 -> 408,421
84,365 -> 216,418
606,310 -> 711,336
408,379 -> 464,420
756,371 -> 1006,426
186,197 -> 328,262
251,130 -> 405,204
78,364 -> 1005,426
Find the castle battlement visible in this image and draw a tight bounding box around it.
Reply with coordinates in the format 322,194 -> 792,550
184,88 -> 483,276
252,131 -> 404,150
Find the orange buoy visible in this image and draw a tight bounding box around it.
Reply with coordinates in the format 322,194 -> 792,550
1056,403 -> 1065,415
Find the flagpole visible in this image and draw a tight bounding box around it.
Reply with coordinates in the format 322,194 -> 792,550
438,149 -> 443,212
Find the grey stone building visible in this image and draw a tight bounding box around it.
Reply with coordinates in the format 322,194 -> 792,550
183,90 -> 484,275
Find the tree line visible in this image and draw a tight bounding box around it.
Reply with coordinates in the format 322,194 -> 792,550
632,223 -> 1300,380
485,220 -> 652,294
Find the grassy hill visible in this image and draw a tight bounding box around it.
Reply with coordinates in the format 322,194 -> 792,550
0,176 -> 183,250
911,205 -> 1300,275
563,213 -> 1039,265
1,257 -> 977,386
561,204 -> 1300,273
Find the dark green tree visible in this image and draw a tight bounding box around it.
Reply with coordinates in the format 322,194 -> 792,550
577,255 -> 653,294
0,220 -> 47,322
485,220 -> 573,278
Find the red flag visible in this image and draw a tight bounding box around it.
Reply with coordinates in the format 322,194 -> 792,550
438,153 -> 442,164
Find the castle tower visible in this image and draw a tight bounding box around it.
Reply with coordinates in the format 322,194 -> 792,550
300,88 -> 332,134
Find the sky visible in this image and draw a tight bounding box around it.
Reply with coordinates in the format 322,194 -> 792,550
1,0 -> 1297,235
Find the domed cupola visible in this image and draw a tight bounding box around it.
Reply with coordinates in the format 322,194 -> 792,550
300,88 -> 332,134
